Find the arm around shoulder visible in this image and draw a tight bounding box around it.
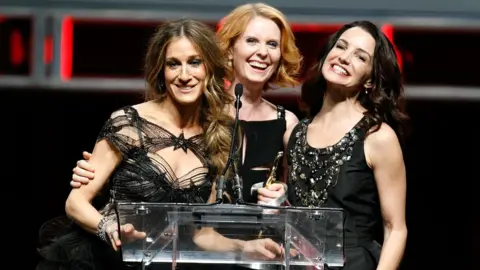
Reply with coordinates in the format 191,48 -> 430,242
65,107 -> 133,234
365,124 -> 407,270
65,139 -> 122,233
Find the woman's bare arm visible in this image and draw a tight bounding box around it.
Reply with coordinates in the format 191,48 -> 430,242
65,140 -> 121,233
365,124 -> 408,270
281,110 -> 299,184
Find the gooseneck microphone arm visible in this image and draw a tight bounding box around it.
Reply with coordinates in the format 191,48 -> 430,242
216,83 -> 243,203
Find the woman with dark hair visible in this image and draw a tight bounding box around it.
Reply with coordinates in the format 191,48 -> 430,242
262,21 -> 409,269
36,19 -> 280,270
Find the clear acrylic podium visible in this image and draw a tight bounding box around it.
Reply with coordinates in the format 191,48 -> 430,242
115,202 -> 345,270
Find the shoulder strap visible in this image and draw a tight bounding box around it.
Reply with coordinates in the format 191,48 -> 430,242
276,105 -> 285,119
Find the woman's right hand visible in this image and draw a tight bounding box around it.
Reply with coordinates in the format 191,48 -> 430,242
70,151 -> 95,188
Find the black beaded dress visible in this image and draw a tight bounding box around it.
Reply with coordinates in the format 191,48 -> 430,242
286,117 -> 382,270
36,106 -> 214,270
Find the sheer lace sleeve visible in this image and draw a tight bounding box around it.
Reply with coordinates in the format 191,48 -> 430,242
96,107 -> 143,159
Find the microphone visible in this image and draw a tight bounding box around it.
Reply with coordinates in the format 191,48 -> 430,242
216,83 -> 243,203
234,83 -> 243,111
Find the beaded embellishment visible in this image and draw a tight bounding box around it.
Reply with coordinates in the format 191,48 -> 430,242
288,118 -> 365,207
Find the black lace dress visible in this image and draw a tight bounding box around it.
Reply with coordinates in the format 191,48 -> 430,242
37,106 -> 213,270
286,117 -> 382,270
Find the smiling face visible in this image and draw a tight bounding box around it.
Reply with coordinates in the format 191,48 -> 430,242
230,16 -> 281,88
321,26 -> 376,91
164,37 -> 206,105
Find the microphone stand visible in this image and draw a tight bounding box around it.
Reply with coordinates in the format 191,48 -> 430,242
216,84 -> 243,203
231,98 -> 244,204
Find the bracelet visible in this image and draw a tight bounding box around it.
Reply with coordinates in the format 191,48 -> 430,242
96,215 -> 116,243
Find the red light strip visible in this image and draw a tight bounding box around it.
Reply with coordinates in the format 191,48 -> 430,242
381,23 -> 403,72
44,36 -> 53,64
60,16 -> 73,80
9,29 -> 24,66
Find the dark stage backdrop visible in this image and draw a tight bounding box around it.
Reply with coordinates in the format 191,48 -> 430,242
5,88 -> 476,270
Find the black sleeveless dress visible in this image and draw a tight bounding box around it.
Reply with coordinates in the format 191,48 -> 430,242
217,105 -> 286,270
235,105 -> 286,203
36,106 -> 214,270
286,117 -> 382,270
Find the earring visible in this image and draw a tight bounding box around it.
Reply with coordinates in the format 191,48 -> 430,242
158,81 -> 165,93
227,59 -> 232,67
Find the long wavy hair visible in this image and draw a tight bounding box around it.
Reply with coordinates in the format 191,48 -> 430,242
217,3 -> 302,90
302,21 -> 409,139
144,19 -> 234,179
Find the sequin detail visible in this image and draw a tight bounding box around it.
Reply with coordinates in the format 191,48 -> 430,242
288,118 -> 365,207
